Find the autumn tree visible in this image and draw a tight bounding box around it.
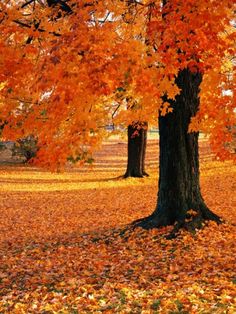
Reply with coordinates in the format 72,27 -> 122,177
122,1 -> 149,179
0,0 -> 141,168
139,1 -> 235,233
124,121 -> 149,178
0,0 -> 235,232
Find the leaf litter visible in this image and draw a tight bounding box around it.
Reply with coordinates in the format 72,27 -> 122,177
0,138 -> 235,313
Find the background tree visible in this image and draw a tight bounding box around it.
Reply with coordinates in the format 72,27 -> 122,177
121,0 -> 150,179
124,121 -> 149,178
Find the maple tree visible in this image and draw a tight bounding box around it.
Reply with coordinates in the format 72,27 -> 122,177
122,2 -> 150,179
0,0 -> 235,231
124,121 -> 149,178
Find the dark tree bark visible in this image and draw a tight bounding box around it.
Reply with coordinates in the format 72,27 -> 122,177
124,122 -> 149,178
134,69 -> 220,232
141,123 -> 149,177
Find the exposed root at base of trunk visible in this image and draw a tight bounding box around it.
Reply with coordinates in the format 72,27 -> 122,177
131,212 -> 172,230
200,204 -> 222,223
130,207 -> 222,239
123,173 -> 144,178
123,171 -> 149,178
167,212 -> 223,239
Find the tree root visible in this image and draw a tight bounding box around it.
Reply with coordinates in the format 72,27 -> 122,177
130,205 -> 222,239
123,171 -> 149,178
123,173 -> 144,178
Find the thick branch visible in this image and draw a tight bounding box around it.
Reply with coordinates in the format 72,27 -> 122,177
46,0 -> 73,13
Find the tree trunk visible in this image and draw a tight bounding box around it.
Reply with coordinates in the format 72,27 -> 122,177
135,69 -> 220,232
124,122 -> 149,178
141,122 -> 149,177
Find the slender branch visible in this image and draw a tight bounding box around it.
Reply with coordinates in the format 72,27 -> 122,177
46,0 -> 73,13
112,103 -> 121,119
9,97 -> 39,105
21,0 -> 36,9
93,11 -> 111,24
13,19 -> 61,37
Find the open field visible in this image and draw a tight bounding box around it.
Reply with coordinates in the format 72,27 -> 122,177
0,138 -> 235,313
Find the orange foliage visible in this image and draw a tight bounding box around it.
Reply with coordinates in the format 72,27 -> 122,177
0,138 -> 235,313
0,0 -> 235,168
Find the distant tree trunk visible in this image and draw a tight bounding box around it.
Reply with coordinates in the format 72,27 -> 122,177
135,69 -> 220,232
124,122 -> 149,178
141,123 -> 149,176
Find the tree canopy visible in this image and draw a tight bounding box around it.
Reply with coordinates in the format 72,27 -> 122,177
0,0 -> 235,168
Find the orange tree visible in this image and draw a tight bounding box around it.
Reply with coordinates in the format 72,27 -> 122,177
124,121 -> 149,178
0,0 -> 235,232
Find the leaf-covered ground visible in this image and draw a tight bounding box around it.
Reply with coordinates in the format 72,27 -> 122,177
0,138 -> 235,313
